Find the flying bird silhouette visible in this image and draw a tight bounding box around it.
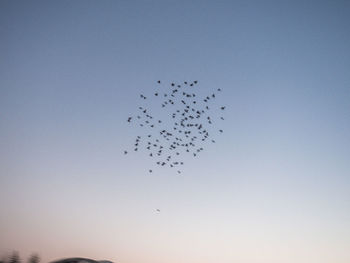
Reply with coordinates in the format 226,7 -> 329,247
124,80 -> 225,174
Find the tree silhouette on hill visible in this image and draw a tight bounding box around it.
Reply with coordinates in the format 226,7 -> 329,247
0,252 -> 40,263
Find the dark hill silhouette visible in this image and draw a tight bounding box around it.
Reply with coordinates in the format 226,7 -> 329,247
50,258 -> 113,263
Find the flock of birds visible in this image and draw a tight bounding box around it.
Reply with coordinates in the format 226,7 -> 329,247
124,80 -> 225,174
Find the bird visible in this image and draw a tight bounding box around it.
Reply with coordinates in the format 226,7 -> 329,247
124,151 -> 128,154
156,209 -> 161,212
125,80 -> 225,175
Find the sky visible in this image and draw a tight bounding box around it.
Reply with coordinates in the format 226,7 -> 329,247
0,1 -> 350,263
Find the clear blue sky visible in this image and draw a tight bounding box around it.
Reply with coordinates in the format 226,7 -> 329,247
1,1 -> 350,263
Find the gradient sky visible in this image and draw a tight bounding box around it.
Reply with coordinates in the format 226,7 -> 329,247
1,1 -> 350,263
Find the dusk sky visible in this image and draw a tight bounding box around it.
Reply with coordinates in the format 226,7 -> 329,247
1,1 -> 350,263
